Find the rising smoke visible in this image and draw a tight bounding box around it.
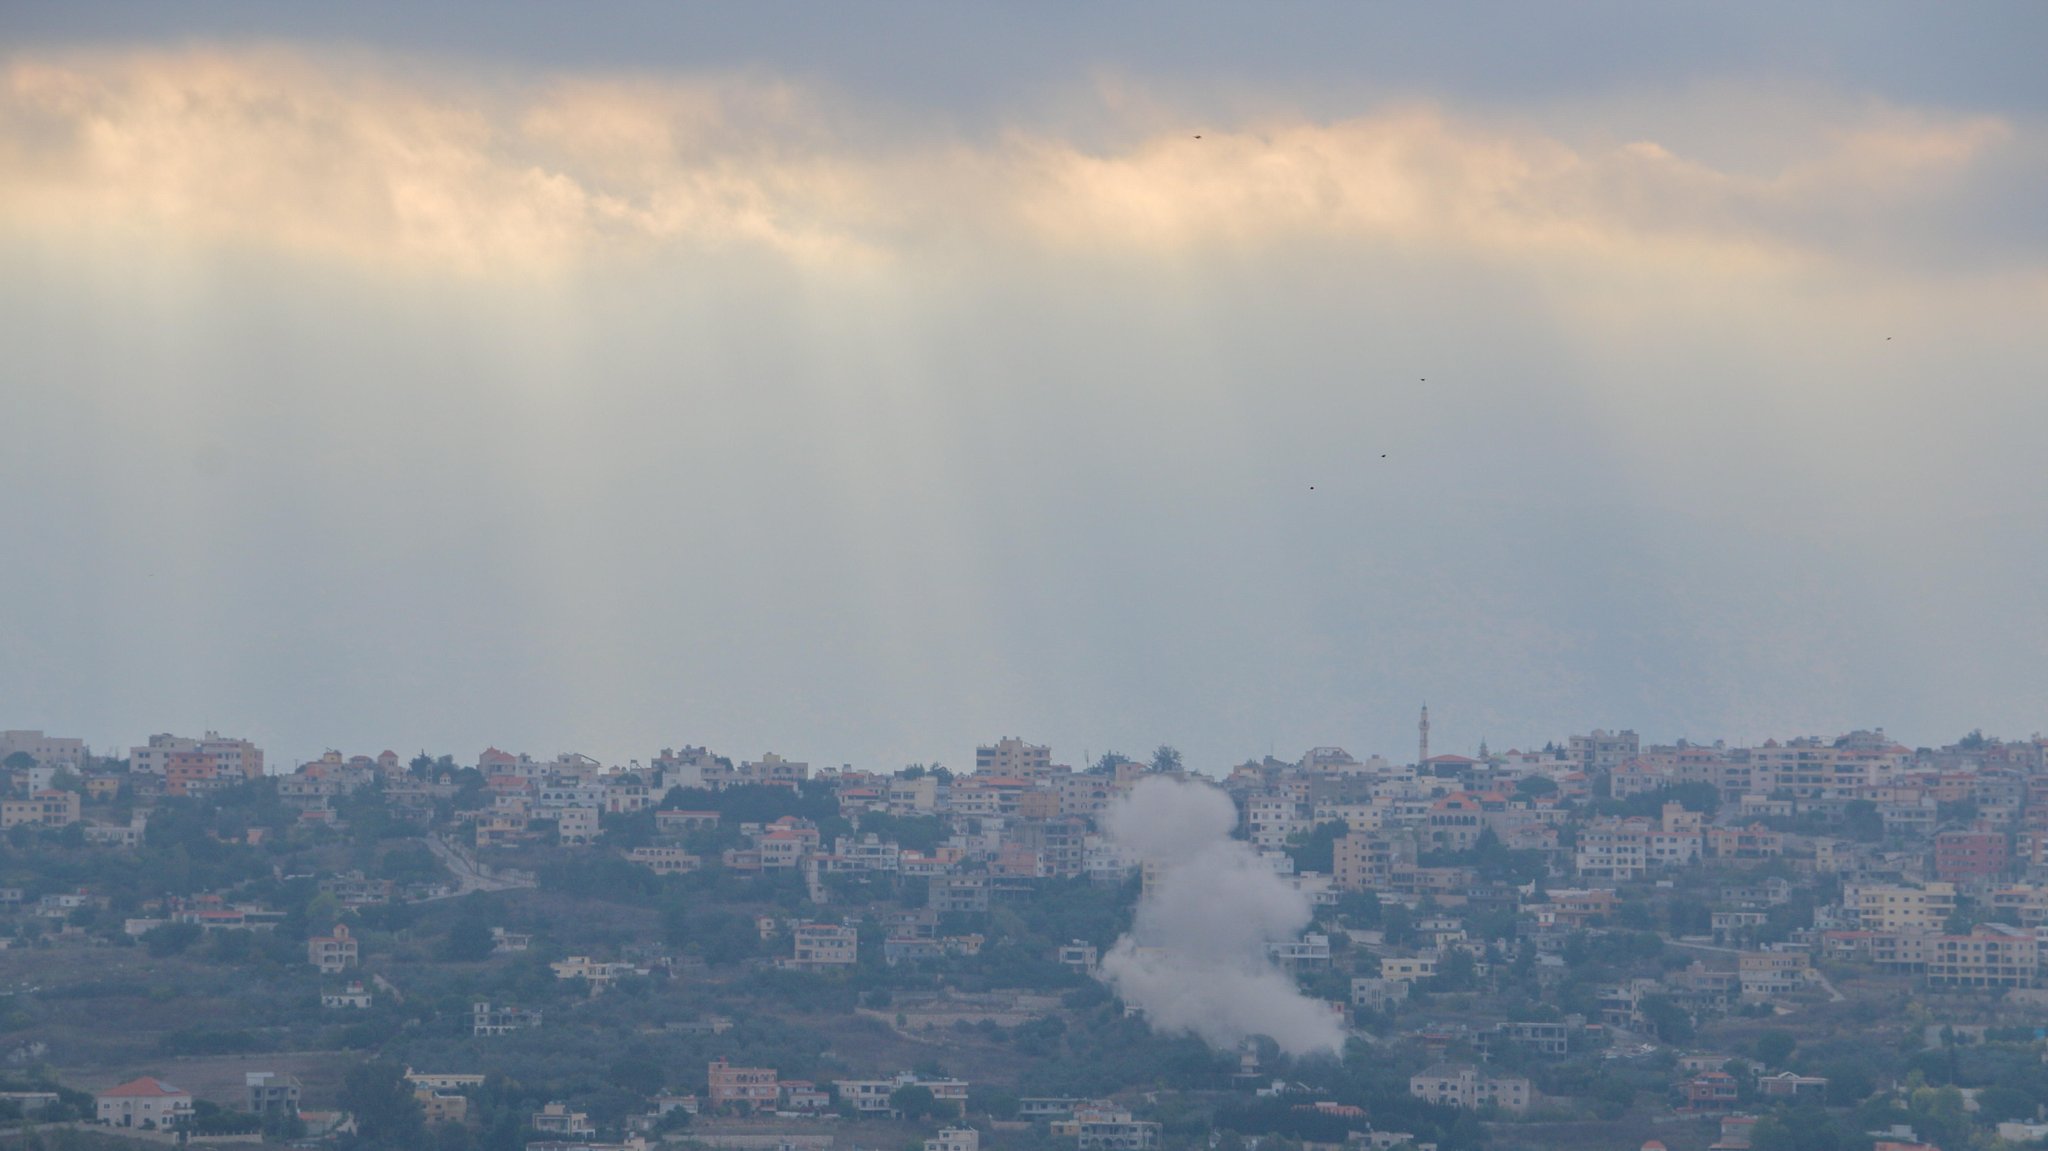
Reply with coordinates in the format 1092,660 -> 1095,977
1099,776 -> 1346,1057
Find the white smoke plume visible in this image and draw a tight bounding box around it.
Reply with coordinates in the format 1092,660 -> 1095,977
1099,776 -> 1346,1057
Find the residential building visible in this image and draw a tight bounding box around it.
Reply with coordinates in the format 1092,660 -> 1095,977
779,1082 -> 831,1112
834,1072 -> 969,1116
1682,1072 -> 1740,1113
0,1093 -> 58,1116
626,847 -> 701,875
131,732 -> 263,779
702,753 -> 809,789
532,1103 -> 596,1139
308,924 -> 358,973
927,1128 -> 980,1151
405,1073 -> 489,1089
1053,1102 -> 1162,1151
1351,977 -> 1410,1012
418,1091 -> 469,1125
1489,1021 -> 1570,1057
1407,1065 -> 1532,1114
1748,740 -> 1841,799
246,1073 -> 301,1118
473,1002 -> 542,1036
491,928 -> 533,953
82,814 -> 146,847
1380,956 -> 1438,983
1334,831 -> 1404,892
554,806 -> 601,845
1569,730 -> 1640,773
96,1078 -> 194,1129
1738,952 -> 1814,998
785,922 -> 858,969
1057,941 -> 1099,973
976,738 -> 1052,777
0,790 -> 80,829
1756,1072 -> 1828,1100
322,982 -> 373,1009
655,810 -> 721,835
1926,924 -> 2038,988
1576,819 -> 1650,880
707,1061 -> 780,1111
1846,882 -> 1957,933
931,876 -> 990,914
1934,829 -> 2008,883
550,956 -> 644,993
1989,884 -> 2048,926
1269,933 -> 1332,971
405,1073 -> 488,1093
0,731 -> 86,769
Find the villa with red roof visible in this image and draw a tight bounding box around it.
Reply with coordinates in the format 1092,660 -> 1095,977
96,1078 -> 193,1129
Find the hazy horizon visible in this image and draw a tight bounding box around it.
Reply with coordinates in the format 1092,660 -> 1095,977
4,4 -> 2045,773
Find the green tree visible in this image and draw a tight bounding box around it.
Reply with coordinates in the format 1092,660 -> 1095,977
1755,1031 -> 1797,1068
143,921 -> 203,957
307,891 -> 343,928
1425,949 -> 1477,993
609,1046 -> 666,1097
1286,821 -> 1350,874
970,1089 -> 1019,1119
1973,1085 -> 2034,1123
1638,995 -> 1694,1045
889,1085 -> 938,1120
440,918 -> 494,962
1843,800 -> 1886,842
1151,746 -> 1184,774
340,1060 -> 425,1150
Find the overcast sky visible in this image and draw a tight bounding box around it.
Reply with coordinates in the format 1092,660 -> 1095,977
2,4 -> 2045,772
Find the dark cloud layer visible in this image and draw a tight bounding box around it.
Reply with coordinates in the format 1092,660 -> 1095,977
6,2 -> 2047,121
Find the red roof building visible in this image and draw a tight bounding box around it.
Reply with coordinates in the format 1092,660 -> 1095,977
96,1078 -> 194,1129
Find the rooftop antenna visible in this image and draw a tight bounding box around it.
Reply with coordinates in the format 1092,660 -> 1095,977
1419,703 -> 1430,766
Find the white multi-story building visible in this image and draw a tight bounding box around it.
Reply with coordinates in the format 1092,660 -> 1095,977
1052,1103 -> 1161,1151
976,738 -> 1052,777
130,731 -> 263,778
1269,934 -> 1332,971
626,847 -> 700,875
1245,795 -> 1308,849
473,1002 -> 542,1036
1845,882 -> 1958,933
553,806 -> 601,845
786,922 -> 858,969
703,753 -> 810,789
926,1128 -> 980,1151
1409,1064 -> 1531,1114
834,1072 -> 968,1117
0,731 -> 86,769
830,835 -> 901,873
1576,819 -> 1650,880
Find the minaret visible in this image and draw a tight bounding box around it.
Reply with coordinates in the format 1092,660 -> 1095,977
1418,704 -> 1430,766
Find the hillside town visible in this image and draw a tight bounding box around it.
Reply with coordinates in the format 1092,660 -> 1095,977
4,718 -> 2048,1151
